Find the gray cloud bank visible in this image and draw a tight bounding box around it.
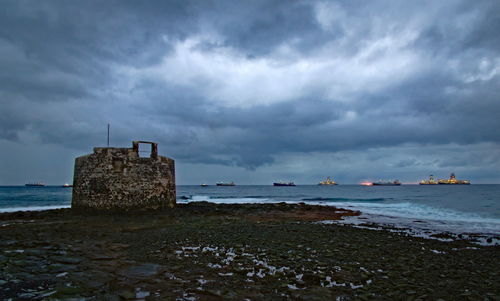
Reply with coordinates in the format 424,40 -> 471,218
1,0 -> 499,184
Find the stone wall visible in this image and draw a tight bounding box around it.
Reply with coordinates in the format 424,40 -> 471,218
72,141 -> 175,210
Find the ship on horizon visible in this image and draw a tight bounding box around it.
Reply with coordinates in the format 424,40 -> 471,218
420,175 -> 438,185
25,182 -> 45,187
372,180 -> 401,186
216,182 -> 235,186
318,177 -> 338,185
273,181 -> 296,186
438,173 -> 470,185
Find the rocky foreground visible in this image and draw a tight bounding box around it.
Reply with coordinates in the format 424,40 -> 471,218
0,202 -> 498,300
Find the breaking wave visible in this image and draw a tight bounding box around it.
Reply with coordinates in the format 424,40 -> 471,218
180,195 -> 500,235
0,205 -> 71,213
328,201 -> 500,225
301,197 -> 387,202
179,195 -> 270,204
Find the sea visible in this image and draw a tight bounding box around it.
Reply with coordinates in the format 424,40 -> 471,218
1,185 -> 499,244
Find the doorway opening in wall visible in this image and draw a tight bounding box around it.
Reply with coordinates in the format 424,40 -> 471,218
138,143 -> 151,158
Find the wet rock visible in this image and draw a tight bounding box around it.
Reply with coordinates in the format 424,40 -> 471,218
118,263 -> 163,279
49,263 -> 79,273
117,288 -> 136,299
1,202 -> 499,300
194,289 -> 222,297
90,253 -> 117,260
302,273 -> 320,284
17,292 -> 37,298
10,260 -> 27,267
53,256 -> 83,264
24,249 -> 47,257
50,286 -> 86,298
37,290 -> 57,298
15,272 -> 35,279
103,294 -> 122,301
108,243 -> 130,251
299,287 -> 332,301
1,240 -> 18,246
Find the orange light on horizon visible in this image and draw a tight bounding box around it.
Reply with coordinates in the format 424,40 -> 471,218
360,182 -> 373,186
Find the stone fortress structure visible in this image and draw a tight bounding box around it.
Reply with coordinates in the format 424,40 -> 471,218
72,141 -> 175,210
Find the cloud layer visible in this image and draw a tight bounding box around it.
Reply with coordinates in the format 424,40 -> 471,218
1,0 -> 499,184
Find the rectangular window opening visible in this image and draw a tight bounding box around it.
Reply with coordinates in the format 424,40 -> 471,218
138,143 -> 151,158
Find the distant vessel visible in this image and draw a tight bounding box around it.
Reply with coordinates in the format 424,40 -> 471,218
438,173 -> 470,185
420,175 -> 438,185
200,183 -> 209,187
62,183 -> 73,188
318,177 -> 338,185
273,181 -> 296,186
372,180 -> 401,186
216,182 -> 235,186
25,182 -> 45,187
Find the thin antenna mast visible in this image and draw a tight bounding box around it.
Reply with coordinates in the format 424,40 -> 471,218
107,124 -> 110,147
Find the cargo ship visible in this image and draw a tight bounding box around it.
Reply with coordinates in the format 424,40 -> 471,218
420,175 -> 438,185
273,181 -> 296,186
62,183 -> 73,188
25,182 -> 45,187
438,173 -> 470,185
216,182 -> 235,186
318,177 -> 338,185
372,180 -> 401,186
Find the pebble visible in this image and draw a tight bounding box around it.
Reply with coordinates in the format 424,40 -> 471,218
53,256 -> 83,264
118,263 -> 163,279
49,263 -> 79,273
117,289 -> 136,299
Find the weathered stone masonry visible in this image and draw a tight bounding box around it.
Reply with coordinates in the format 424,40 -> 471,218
72,141 -> 175,210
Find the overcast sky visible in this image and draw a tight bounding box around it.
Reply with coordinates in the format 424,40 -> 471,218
1,0 -> 499,185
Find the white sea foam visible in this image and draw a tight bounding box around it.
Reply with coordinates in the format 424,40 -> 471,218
181,195 -> 500,238
324,201 -> 500,240
179,196 -> 269,204
0,205 -> 70,213
182,195 -> 499,224
320,201 -> 500,225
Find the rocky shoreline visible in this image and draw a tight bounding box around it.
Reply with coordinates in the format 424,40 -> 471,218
1,202 -> 498,300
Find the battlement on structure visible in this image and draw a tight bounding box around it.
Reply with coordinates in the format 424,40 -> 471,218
72,141 -> 176,210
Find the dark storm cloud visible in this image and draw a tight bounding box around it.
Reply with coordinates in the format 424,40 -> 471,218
0,0 -> 199,142
0,0 -> 499,184
197,0 -> 326,56
132,76 -> 499,169
415,1 -> 500,54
